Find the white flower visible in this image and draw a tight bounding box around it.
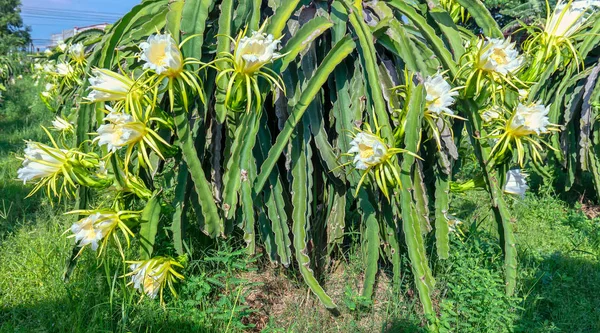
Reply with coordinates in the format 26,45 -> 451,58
87,69 -> 134,102
504,169 -> 529,198
51,116 -> 73,132
546,0 -> 600,38
424,73 -> 458,115
509,102 -> 551,136
57,43 -> 67,52
94,107 -> 145,152
129,262 -> 162,299
446,214 -> 463,233
56,63 -> 73,76
17,75 -> 23,79
97,161 -> 107,176
139,33 -> 183,76
17,142 -> 66,183
234,31 -> 283,74
518,89 -> 529,100
44,49 -> 53,56
42,83 -> 55,98
34,63 -> 43,71
478,38 -> 525,75
482,108 -> 502,122
70,213 -> 108,251
348,132 -> 388,170
69,43 -> 85,62
43,63 -> 56,74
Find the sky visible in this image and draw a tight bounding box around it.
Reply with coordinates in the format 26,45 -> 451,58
21,0 -> 142,49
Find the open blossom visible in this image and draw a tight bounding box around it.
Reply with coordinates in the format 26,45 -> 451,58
348,132 -> 388,170
508,102 -> 551,136
129,261 -> 163,299
42,83 -> 55,98
94,107 -> 145,152
71,212 -> 117,251
56,62 -> 73,76
128,257 -> 184,300
546,0 -> 600,38
481,107 -> 502,122
44,48 -> 53,56
87,69 -> 134,102
139,33 -> 183,77
234,31 -> 283,74
504,169 -> 529,198
446,214 -> 463,233
424,73 -> 458,115
57,43 -> 67,52
69,43 -> 85,62
478,38 -> 524,75
17,142 -> 67,183
51,116 -> 73,132
43,63 -> 56,74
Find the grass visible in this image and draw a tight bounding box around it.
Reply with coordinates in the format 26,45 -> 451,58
1,77 -> 600,332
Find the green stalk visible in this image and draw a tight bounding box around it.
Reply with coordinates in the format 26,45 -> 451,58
214,0 -> 234,123
434,160 -> 451,260
462,100 -> 517,296
173,107 -> 221,238
399,82 -> 437,329
254,36 -> 356,195
290,121 -> 337,310
358,191 -> 380,299
346,1 -> 392,142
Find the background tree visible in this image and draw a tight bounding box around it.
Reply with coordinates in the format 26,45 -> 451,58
0,0 -> 31,53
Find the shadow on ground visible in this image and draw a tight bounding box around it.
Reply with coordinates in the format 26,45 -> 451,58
0,299 -> 218,333
516,253 -> 600,333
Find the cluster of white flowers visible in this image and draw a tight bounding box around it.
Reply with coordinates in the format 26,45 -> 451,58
348,132 -> 388,170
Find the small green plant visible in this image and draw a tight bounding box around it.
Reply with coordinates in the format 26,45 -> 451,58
342,285 -> 373,313
438,233 -> 521,333
175,245 -> 261,332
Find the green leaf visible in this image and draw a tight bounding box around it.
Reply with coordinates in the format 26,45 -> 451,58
290,121 -> 337,310
358,191 -> 379,299
166,0 -> 185,43
171,161 -> 189,256
173,107 -> 221,237
254,35 -> 356,195
180,0 -> 214,64
139,193 -> 162,259
266,0 -> 301,38
454,0 -> 503,38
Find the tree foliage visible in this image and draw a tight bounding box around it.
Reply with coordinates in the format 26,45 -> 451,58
0,0 -> 30,53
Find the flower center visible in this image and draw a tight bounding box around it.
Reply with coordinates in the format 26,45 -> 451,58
490,48 -> 508,65
148,42 -> 168,66
359,143 -> 375,159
